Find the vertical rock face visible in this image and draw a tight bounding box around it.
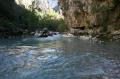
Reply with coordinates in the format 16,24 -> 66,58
59,0 -> 120,37
15,0 -> 53,12
15,0 -> 34,9
34,0 -> 50,12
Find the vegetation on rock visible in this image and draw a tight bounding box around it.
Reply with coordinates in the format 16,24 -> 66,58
0,0 -> 67,38
59,0 -> 120,40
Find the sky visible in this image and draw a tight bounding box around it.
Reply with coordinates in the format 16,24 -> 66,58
48,0 -> 58,8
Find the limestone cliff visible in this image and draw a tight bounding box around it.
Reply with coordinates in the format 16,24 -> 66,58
34,0 -> 50,12
15,0 -> 34,9
0,0 -> 52,18
59,0 -> 120,40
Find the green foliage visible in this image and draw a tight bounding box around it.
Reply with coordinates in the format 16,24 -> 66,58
36,13 -> 67,32
0,0 -> 67,37
91,1 -> 110,14
57,19 -> 67,32
32,9 -> 67,32
19,10 -> 40,31
91,1 -> 100,14
61,1 -> 69,11
19,8 -> 67,32
0,19 -> 17,31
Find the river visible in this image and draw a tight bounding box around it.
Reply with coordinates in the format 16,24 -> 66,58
0,35 -> 120,79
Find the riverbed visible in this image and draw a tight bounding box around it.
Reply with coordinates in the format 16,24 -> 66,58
0,35 -> 120,79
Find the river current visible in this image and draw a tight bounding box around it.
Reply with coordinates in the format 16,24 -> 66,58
0,35 -> 120,79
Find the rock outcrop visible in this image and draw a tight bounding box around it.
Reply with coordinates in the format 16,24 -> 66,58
34,0 -> 50,12
59,0 -> 120,40
15,0 -> 34,9
0,0 -> 55,20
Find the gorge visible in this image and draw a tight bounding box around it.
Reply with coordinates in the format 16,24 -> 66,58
0,0 -> 120,40
0,1 -> 120,79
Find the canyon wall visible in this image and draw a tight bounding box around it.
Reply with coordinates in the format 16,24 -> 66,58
59,0 -> 120,39
0,0 -> 52,19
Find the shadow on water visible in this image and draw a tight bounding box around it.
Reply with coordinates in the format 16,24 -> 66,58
0,36 -> 120,79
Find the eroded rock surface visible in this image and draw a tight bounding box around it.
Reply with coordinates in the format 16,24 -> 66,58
59,0 -> 120,40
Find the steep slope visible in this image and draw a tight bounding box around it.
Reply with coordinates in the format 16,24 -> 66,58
0,0 -> 39,37
59,0 -> 120,40
34,0 -> 50,12
0,0 -> 55,20
0,0 -> 16,19
0,0 -> 65,37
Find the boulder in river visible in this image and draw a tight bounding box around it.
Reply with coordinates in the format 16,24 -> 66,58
39,28 -> 49,37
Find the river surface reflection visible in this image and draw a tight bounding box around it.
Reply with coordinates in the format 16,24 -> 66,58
0,35 -> 120,79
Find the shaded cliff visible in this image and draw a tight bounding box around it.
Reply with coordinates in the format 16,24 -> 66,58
0,0 -> 39,31
0,0 -> 66,38
0,0 -> 17,19
59,0 -> 120,40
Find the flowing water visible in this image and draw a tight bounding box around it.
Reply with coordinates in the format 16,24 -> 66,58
0,35 -> 120,79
